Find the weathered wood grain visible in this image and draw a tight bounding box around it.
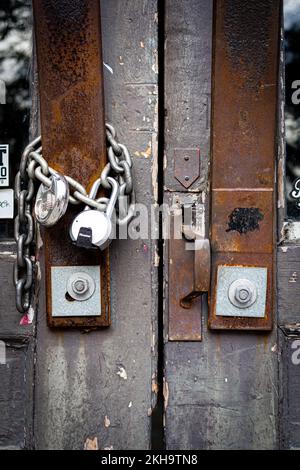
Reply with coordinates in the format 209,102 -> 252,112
279,331 -> 300,450
278,245 -> 300,324
33,0 -> 158,450
0,339 -> 34,449
164,0 -> 278,449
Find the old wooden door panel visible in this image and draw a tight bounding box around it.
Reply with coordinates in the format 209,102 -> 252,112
165,325 -> 278,449
0,246 -> 35,449
164,0 -> 278,449
278,245 -> 300,449
34,0 -> 158,450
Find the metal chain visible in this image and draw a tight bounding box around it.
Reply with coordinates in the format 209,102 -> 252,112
14,137 -> 39,313
14,124 -> 135,313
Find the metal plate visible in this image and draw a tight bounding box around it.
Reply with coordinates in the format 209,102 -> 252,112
174,148 -> 200,189
51,266 -> 101,317
208,0 -> 280,331
215,266 -> 267,318
168,194 -> 203,341
33,0 -> 110,328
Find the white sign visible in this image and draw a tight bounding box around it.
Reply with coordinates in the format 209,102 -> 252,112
0,189 -> 14,219
0,144 -> 9,187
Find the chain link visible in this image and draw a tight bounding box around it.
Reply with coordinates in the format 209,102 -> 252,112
14,123 -> 135,313
14,137 -> 38,313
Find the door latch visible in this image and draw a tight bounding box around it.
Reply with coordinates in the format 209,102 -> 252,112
180,202 -> 210,309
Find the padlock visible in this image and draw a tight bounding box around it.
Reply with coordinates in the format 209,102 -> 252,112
70,176 -> 119,250
34,172 -> 69,227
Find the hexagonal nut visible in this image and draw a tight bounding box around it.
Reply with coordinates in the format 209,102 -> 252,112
228,279 -> 257,309
67,272 -> 96,302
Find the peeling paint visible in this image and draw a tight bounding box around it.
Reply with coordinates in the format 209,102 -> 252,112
117,366 -> 128,380
0,251 -> 16,259
163,379 -> 169,410
152,49 -> 158,74
271,344 -> 277,353
152,373 -> 159,394
84,437 -> 99,450
289,272 -> 298,283
152,141 -> 158,203
154,248 -> 160,267
103,62 -> 113,74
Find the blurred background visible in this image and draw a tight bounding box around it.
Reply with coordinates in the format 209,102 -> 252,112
0,0 -> 31,239
285,0 -> 300,218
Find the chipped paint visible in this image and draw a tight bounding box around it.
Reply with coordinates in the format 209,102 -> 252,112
0,251 -> 16,259
140,41 -> 145,48
117,366 -> 128,380
128,401 -> 133,408
104,415 -> 111,428
163,379 -> 169,410
154,248 -> 160,267
152,373 -> 159,394
152,141 -> 158,203
142,143 -> 152,158
289,272 -> 298,283
151,331 -> 156,353
103,62 -> 113,74
271,344 -> 277,353
152,48 -> 158,74
84,437 -> 98,450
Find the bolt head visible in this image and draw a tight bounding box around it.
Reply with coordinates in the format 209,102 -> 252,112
228,278 -> 257,309
72,278 -> 89,295
235,286 -> 251,303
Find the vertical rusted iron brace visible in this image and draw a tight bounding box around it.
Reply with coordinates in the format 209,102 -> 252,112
32,0 -> 110,327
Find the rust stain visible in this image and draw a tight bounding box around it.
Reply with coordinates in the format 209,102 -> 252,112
32,0 -> 111,328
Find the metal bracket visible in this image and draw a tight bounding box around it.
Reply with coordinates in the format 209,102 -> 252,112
207,0 -> 280,331
168,194 -> 207,341
33,0 -> 110,328
174,148 -> 200,189
51,266 -> 101,317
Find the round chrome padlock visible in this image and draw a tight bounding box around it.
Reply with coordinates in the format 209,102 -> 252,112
34,173 -> 69,227
70,210 -> 112,249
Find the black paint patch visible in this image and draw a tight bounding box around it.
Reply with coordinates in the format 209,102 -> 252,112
226,208 -> 264,234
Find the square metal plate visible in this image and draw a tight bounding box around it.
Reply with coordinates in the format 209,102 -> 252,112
215,266 -> 267,318
51,266 -> 101,317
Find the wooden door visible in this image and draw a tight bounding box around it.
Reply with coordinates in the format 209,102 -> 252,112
0,0 -> 159,450
0,0 -> 300,451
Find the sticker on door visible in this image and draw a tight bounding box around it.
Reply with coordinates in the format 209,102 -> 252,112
0,144 -> 9,187
0,189 -> 14,219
